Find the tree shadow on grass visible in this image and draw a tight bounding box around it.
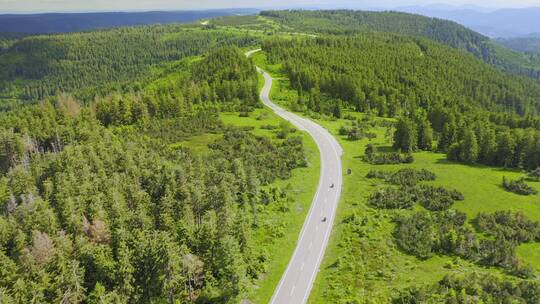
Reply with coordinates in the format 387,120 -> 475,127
434,158 -> 523,174
375,145 -> 394,153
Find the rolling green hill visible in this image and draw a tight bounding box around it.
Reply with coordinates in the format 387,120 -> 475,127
0,25 -> 259,102
497,36 -> 540,54
263,34 -> 540,116
256,10 -> 540,79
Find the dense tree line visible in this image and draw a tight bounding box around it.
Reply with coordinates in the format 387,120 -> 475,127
497,37 -> 540,54
260,10 -> 540,79
94,47 -> 259,127
191,47 -> 258,107
0,26 -> 258,101
392,108 -> 540,170
0,33 -> 27,52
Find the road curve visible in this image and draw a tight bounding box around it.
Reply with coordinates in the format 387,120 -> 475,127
246,49 -> 343,304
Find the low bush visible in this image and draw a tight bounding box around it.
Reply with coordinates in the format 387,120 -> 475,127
502,177 -> 538,195
476,211 -> 540,243
369,152 -> 414,165
412,185 -> 464,211
368,187 -> 414,209
394,273 -> 540,303
366,168 -> 435,186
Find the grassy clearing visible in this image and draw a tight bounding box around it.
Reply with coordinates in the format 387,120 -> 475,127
252,50 -> 540,303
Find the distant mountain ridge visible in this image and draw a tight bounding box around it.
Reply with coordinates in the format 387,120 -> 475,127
496,37 -> 540,54
0,9 -> 258,34
395,6 -> 540,38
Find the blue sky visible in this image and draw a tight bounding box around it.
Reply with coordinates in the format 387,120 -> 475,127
1,0 -> 539,13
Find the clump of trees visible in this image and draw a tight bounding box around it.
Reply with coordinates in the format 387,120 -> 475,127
476,211 -> 540,243
365,151 -> 414,165
367,168 -> 462,211
366,168 -> 435,186
394,273 -> 540,303
394,211 -> 532,276
502,177 -> 538,195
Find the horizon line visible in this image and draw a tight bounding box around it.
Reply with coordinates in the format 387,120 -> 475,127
1,4 -> 539,15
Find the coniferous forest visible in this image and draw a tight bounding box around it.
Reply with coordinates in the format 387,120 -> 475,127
0,42 -> 310,303
3,7 -> 540,304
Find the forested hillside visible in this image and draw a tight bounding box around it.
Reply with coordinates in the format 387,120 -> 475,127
263,35 -> 540,116
0,33 -> 26,51
0,26 -> 258,102
263,35 -> 540,171
497,36 -> 540,54
258,10 -> 540,79
0,45 -> 309,303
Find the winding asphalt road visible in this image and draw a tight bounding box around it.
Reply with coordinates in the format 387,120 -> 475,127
246,49 -> 343,304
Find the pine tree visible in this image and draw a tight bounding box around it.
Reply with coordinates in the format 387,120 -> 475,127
393,117 -> 417,152
417,119 -> 433,151
460,129 -> 479,163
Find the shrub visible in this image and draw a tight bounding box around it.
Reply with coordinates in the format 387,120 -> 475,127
369,152 -> 414,165
476,211 -> 540,243
394,273 -> 540,303
527,167 -> 540,181
412,185 -> 464,211
364,144 -> 376,162
368,187 -> 414,209
388,169 -> 435,186
502,177 -> 538,195
394,210 -> 468,259
366,170 -> 390,180
366,168 -> 436,187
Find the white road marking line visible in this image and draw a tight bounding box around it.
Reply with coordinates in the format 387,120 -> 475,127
290,286 -> 296,296
300,262 -> 305,271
